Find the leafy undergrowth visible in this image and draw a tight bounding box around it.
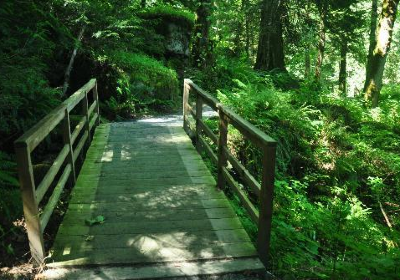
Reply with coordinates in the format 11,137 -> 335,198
97,50 -> 180,120
190,57 -> 400,279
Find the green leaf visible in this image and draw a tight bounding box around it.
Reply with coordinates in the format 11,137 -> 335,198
85,215 -> 105,226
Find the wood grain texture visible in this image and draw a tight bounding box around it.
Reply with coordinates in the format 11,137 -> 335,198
49,119 -> 261,274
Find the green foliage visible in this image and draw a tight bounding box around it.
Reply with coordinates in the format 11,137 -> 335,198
102,51 -> 179,119
141,5 -> 195,28
190,55 -> 400,279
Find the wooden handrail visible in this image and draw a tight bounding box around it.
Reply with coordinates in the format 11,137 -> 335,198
14,78 -> 100,264
183,78 -> 277,267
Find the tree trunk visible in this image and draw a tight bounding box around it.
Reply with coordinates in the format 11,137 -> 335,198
192,0 -> 213,69
62,26 -> 85,97
254,0 -> 285,71
364,0 -> 399,107
305,44 -> 311,77
363,0 -> 379,92
315,6 -> 326,81
244,0 -> 250,58
338,40 -> 348,95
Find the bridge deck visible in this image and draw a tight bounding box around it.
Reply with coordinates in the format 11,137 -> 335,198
47,117 -> 264,278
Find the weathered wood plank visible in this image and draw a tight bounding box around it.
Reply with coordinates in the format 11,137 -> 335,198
61,207 -> 236,225
35,144 -> 69,203
66,198 -> 230,213
42,258 -> 265,279
56,217 -> 244,236
53,229 -> 251,250
49,119 -> 263,272
49,242 -> 257,267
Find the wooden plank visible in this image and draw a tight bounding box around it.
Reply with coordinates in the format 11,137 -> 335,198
73,176 -> 215,187
77,170 -> 211,180
36,144 -> 69,203
88,112 -> 98,131
257,145 -> 277,266
92,81 -> 100,126
52,229 -> 251,250
183,81 -> 190,132
73,131 -> 88,162
14,104 -> 66,152
217,112 -> 228,189
222,167 -> 259,224
70,116 -> 86,145
68,183 -> 218,196
14,145 -> 45,263
82,89 -> 91,143
68,187 -> 224,204
66,198 -> 230,213
79,162 -> 208,173
56,217 -> 244,236
87,100 -> 97,117
223,146 -> 260,197
61,207 -> 236,225
49,242 -> 257,267
62,109 -> 76,184
64,79 -> 96,113
40,164 -> 71,231
42,258 -> 265,279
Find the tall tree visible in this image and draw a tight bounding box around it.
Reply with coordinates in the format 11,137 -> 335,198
363,0 -> 378,92
254,0 -> 285,71
364,0 -> 399,107
314,0 -> 328,80
192,0 -> 214,69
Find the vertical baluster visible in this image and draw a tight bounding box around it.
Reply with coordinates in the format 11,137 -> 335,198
62,108 -> 76,184
82,90 -> 91,145
14,144 -> 45,264
195,93 -> 203,152
257,145 -> 277,267
217,109 -> 228,189
93,81 -> 100,126
183,80 -> 190,134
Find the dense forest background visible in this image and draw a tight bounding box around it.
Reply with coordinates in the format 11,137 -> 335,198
1,0 -> 400,279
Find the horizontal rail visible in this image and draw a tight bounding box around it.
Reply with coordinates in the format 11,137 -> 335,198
14,105 -> 66,152
40,164 -> 71,232
198,119 -> 218,145
88,100 -> 97,117
64,79 -> 96,112
183,78 -> 277,267
198,135 -> 218,165
222,167 -> 259,224
36,145 -> 69,203
71,116 -> 86,145
223,146 -> 260,197
14,78 -> 100,264
74,131 -> 89,163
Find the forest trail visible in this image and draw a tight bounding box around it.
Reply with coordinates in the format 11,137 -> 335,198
42,116 -> 265,279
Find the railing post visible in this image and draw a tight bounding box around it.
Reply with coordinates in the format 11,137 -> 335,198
82,90 -> 91,143
93,81 -> 100,126
62,109 -> 76,184
195,93 -> 203,152
217,109 -> 228,189
183,80 -> 190,133
14,145 -> 45,264
257,145 -> 277,267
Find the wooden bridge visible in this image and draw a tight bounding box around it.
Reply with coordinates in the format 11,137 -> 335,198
14,79 -> 277,279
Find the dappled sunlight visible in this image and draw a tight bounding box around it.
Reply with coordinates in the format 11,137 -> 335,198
45,119 -> 257,277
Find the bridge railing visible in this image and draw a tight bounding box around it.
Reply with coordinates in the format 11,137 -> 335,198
14,79 -> 100,264
183,79 -> 276,266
